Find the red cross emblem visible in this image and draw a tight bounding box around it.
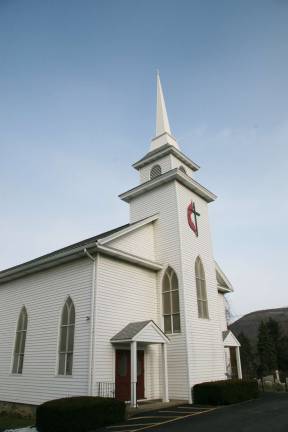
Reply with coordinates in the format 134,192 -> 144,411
187,201 -> 200,236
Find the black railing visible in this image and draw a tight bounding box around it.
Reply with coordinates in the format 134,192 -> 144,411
95,382 -> 116,398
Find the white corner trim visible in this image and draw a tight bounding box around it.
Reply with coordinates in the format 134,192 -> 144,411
98,214 -> 159,246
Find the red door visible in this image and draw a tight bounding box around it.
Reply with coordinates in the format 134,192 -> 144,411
115,350 -> 144,401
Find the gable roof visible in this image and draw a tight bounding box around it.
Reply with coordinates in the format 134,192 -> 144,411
111,321 -> 151,341
223,330 -> 240,347
215,261 -> 234,293
111,320 -> 169,344
0,215 -> 159,284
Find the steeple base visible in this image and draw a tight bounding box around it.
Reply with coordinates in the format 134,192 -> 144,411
150,132 -> 179,151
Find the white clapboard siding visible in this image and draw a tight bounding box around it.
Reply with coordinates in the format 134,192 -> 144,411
0,258 -> 92,406
139,153 -> 194,185
108,223 -> 155,261
130,182 -> 190,401
175,182 -> 227,387
218,293 -> 228,331
170,154 -> 194,177
93,255 -> 161,399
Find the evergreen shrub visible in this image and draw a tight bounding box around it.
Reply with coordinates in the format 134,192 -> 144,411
36,396 -> 126,432
193,379 -> 258,405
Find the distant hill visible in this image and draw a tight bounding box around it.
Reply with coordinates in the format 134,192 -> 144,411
229,307 -> 288,343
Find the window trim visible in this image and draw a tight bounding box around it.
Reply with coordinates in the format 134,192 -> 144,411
195,256 -> 209,319
57,296 -> 75,377
11,306 -> 28,375
162,267 -> 181,334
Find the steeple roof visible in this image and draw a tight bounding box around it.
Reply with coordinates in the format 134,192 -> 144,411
156,72 -> 171,136
151,73 -> 179,151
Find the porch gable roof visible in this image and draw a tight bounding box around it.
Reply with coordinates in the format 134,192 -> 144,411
223,330 -> 240,347
111,320 -> 169,344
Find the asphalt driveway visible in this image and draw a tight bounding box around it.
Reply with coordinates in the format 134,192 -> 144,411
105,393 -> 288,432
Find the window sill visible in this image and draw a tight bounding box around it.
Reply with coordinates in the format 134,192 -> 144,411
54,374 -> 74,378
165,332 -> 182,336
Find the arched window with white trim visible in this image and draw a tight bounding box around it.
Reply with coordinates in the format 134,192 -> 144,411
150,164 -> 162,179
58,297 -> 75,375
195,257 -> 209,318
162,267 -> 180,334
12,306 -> 28,374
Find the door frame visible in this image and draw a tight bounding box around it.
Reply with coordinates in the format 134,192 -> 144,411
114,346 -> 145,401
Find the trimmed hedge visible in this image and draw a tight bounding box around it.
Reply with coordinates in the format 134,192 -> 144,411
193,379 -> 258,405
36,396 -> 126,432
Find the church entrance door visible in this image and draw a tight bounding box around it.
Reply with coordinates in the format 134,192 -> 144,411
230,347 -> 238,378
115,349 -> 144,401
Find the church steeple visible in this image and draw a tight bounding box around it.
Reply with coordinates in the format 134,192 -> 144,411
150,73 -> 179,151
156,72 -> 171,136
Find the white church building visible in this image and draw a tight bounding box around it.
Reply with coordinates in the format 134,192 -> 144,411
0,75 -> 241,409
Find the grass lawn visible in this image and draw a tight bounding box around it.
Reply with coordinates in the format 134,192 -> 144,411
0,415 -> 34,431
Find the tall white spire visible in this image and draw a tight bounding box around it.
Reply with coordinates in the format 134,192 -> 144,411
156,72 -> 171,136
151,72 -> 179,151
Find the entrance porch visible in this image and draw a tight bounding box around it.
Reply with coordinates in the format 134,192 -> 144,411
223,330 -> 242,379
111,320 -> 170,408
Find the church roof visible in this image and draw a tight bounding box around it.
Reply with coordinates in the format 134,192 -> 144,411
0,215 -> 160,284
215,261 -> 234,292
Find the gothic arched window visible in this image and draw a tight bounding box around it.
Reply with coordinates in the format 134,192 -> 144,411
195,257 -> 209,318
58,297 -> 75,375
150,164 -> 162,179
12,306 -> 28,374
162,267 -> 180,334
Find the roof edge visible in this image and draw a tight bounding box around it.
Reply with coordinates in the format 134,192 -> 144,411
215,261 -> 234,292
98,214 -> 159,245
132,144 -> 200,172
120,168 -> 216,203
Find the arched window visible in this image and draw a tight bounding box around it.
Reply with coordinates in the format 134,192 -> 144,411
58,297 -> 75,375
12,306 -> 28,374
162,267 -> 180,334
179,165 -> 187,174
195,257 -> 209,318
150,164 -> 162,179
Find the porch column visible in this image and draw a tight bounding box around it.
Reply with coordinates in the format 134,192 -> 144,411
161,343 -> 169,402
236,346 -> 242,379
130,341 -> 137,408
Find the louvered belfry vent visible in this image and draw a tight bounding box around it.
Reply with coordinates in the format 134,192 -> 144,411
150,164 -> 162,179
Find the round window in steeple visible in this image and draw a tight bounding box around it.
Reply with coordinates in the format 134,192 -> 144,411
150,164 -> 162,180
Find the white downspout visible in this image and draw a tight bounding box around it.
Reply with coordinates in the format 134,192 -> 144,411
84,248 -> 97,396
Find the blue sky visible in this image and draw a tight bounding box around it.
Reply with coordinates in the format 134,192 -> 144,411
1,0 -> 287,318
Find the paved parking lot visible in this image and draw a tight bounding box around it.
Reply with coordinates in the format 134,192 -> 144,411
104,393 -> 288,432
104,404 -> 216,432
